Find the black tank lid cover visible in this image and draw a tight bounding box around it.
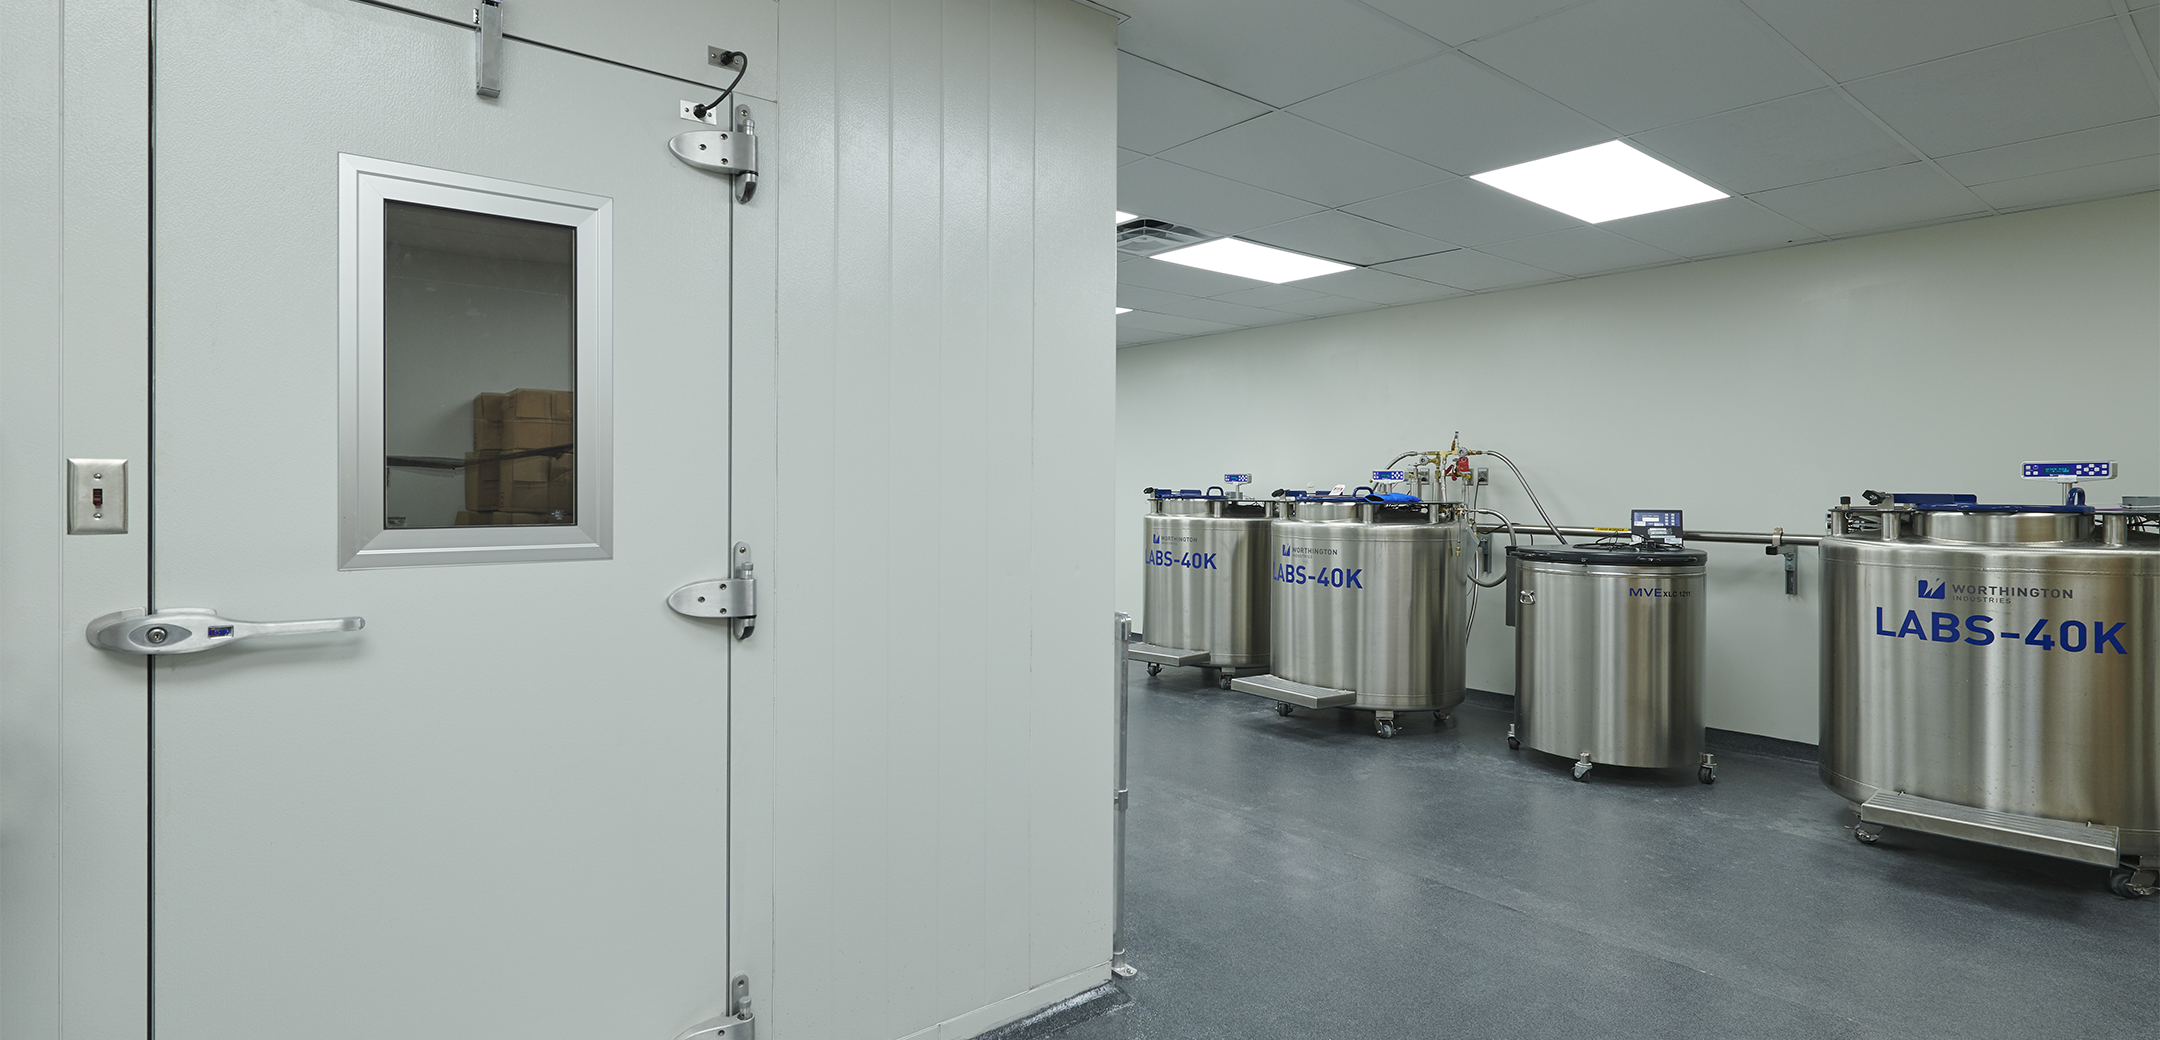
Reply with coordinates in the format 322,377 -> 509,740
1507,543 -> 1707,566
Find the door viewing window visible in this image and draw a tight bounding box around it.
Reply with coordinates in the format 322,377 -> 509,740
383,202 -> 577,530
340,156 -> 613,568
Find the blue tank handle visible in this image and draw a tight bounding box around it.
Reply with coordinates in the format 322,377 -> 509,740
2068,486 -> 2086,506
1353,486 -> 1373,496
1205,486 -> 1226,498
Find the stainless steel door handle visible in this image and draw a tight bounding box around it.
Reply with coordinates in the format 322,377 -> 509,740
85,607 -> 365,655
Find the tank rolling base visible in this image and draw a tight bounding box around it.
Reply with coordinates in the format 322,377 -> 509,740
1507,724 -> 1715,783
1848,791 -> 2155,898
1229,674 -> 1452,738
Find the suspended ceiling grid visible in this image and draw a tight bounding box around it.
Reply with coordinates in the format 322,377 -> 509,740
1111,0 -> 2160,347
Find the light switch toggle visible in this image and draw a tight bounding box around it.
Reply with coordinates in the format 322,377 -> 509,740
85,608 -> 365,655
68,458 -> 128,534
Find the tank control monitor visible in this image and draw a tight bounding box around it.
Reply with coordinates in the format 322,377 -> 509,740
2022,460 -> 2115,482
1224,474 -> 1251,499
1631,509 -> 1684,548
1371,470 -> 1407,482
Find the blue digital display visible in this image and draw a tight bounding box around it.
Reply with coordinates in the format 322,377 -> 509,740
1372,470 -> 1407,482
2022,461 -> 2113,480
1224,473 -> 1252,484
1631,510 -> 1684,546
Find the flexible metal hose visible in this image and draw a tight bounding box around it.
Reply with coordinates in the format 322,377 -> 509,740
1481,450 -> 1566,546
1468,508 -> 1516,588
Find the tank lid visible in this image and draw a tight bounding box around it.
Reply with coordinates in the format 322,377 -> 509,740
1144,486 -> 1227,500
1507,543 -> 1707,566
1910,502 -> 2095,514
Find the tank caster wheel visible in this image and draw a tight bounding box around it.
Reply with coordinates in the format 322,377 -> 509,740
1854,822 -> 1884,845
1146,662 -> 1161,677
1218,677 -> 1233,691
1571,756 -> 1592,781
1698,766 -> 1716,784
1274,702 -> 1294,717
1507,736 -> 1521,750
2110,867 -> 2157,898
1377,722 -> 1397,739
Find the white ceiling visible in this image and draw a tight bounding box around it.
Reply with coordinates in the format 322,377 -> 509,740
1112,0 -> 2160,348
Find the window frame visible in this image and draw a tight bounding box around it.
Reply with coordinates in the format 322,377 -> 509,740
337,153 -> 613,569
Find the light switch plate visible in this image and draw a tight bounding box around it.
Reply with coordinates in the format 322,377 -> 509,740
67,458 -> 127,534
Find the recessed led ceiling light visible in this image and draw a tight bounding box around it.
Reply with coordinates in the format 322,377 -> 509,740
1115,211 -> 1138,223
1115,307 -> 1133,314
1151,238 -> 1355,284
1470,141 -> 1726,224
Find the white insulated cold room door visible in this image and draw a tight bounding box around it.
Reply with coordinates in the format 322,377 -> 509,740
148,1 -> 738,1035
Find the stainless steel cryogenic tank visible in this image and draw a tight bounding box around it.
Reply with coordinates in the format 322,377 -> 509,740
1821,494 -> 2160,896
1130,487 -> 1272,685
1506,543 -> 1713,782
1230,494 -> 1470,737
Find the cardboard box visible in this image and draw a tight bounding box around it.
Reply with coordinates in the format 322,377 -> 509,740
548,452 -> 575,512
507,388 -> 556,420
506,418 -> 572,452
473,392 -> 509,422
472,418 -> 504,451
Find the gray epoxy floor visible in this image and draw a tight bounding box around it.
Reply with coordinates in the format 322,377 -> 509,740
1059,662 -> 2159,1040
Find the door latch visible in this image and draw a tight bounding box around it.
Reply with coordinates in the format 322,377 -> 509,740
667,542 -> 757,639
673,974 -> 754,1040
86,608 -> 365,655
473,0 -> 503,97
668,105 -> 759,203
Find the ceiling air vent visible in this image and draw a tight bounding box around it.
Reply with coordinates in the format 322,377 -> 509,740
1116,219 -> 1214,259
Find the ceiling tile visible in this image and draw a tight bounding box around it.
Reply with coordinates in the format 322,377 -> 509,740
1119,255 -> 1269,296
1115,283 -> 1201,312
1631,88 -> 1915,194
1742,0 -> 2115,82
1290,268 -> 1471,304
1843,21 -> 2160,156
1118,148 -> 1146,167
2139,9 -> 2158,63
1116,52 -> 1271,155
1117,327 -> 1179,347
1118,310 -> 1241,336
1748,162 -> 1988,236
1343,176 -> 1584,246
1359,0 -> 1583,47
1967,155 -> 2160,210
1268,293 -> 1388,317
1479,226 -> 1683,276
1118,158 -> 1324,235
1157,112 -> 1451,207
1115,0 -> 1445,108
1151,296 -> 1310,327
1372,249 -> 1564,291
1462,0 -> 1822,134
1600,197 -> 1824,257
1242,210 -> 1457,265
1289,52 -> 1612,175
1213,284 -> 1334,308
1935,117 -> 2159,186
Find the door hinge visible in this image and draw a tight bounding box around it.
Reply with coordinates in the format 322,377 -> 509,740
473,0 -> 503,98
667,104 -> 760,204
667,542 -> 757,639
674,974 -> 755,1040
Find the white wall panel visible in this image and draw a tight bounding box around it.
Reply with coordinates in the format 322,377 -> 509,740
1115,192 -> 2160,745
763,1 -> 1116,1037
1,1 -> 153,1036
